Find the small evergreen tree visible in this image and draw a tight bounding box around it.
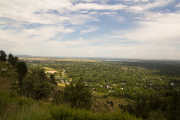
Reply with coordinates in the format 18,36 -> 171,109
0,50 -> 7,62
8,54 -> 18,66
16,61 -> 28,95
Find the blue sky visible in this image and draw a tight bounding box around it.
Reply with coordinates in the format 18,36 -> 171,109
0,0 -> 180,59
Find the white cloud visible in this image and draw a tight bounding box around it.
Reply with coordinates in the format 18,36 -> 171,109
0,0 -> 73,24
0,0 -> 174,26
0,24 -> 75,55
67,14 -> 99,25
124,0 -> 149,2
144,0 -> 174,9
80,26 -> 98,34
0,0 -> 125,25
0,0 -> 179,59
73,3 -> 127,11
176,3 -> 180,8
121,13 -> 180,42
127,0 -> 175,12
110,12 -> 180,59
23,26 -> 74,39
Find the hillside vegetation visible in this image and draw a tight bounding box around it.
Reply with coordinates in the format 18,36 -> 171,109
0,50 -> 180,120
0,50 -> 141,120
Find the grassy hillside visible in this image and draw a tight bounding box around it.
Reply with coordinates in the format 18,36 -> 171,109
0,92 -> 140,120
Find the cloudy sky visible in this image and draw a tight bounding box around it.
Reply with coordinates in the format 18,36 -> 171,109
0,0 -> 180,59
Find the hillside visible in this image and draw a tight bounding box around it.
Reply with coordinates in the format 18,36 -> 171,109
0,61 -> 141,120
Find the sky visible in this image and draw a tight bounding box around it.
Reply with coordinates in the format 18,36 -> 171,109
0,0 -> 180,60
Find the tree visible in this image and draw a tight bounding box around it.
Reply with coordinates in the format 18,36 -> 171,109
23,68 -> 53,100
0,50 -> 7,61
8,54 -> 18,66
16,61 -> 28,95
63,80 -> 92,109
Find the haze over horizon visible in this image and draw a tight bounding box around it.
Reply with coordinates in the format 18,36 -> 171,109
0,0 -> 180,60
15,54 -> 180,61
